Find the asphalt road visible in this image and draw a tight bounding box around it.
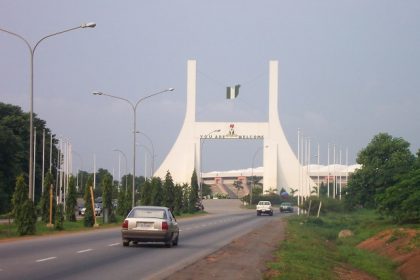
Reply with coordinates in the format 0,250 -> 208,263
0,199 -> 282,280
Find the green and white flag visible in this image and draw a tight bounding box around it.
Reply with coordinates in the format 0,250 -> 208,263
226,84 -> 240,99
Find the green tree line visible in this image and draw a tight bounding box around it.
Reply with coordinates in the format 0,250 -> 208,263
138,170 -> 200,216
2,102 -> 203,235
0,102 -> 59,214
345,132 -> 420,223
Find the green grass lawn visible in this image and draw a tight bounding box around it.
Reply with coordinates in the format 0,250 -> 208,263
0,216 -> 125,239
266,209 -> 402,280
0,210 -> 207,240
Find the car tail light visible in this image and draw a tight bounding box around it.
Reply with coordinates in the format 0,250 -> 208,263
162,221 -> 169,230
122,220 -> 128,229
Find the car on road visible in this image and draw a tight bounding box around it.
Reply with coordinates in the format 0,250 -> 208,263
79,203 -> 102,216
279,202 -> 294,213
256,200 -> 273,216
195,201 -> 204,211
121,206 -> 179,248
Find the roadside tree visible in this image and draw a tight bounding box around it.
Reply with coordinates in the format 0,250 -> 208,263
83,175 -> 95,227
39,172 -> 55,223
101,173 -> 114,223
173,183 -> 184,216
55,203 -> 64,230
66,175 -> 77,221
163,171 -> 175,210
140,180 -> 152,206
12,175 -> 37,235
345,133 -> 415,209
182,183 -> 190,213
377,150 -> 420,223
189,170 -> 199,212
150,177 -> 163,206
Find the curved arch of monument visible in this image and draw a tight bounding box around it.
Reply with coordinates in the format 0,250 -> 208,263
154,60 -> 314,196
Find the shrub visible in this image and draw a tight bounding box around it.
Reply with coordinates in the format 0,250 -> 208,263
55,204 -> 64,230
16,199 -> 37,236
12,175 -> 37,236
301,196 -> 345,215
83,176 -> 95,227
66,176 -> 77,222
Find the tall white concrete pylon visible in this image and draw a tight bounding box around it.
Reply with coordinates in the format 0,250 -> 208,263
154,60 -> 314,196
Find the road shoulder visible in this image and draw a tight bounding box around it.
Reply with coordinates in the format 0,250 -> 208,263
167,216 -> 285,280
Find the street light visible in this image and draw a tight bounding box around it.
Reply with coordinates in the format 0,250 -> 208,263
136,144 -> 153,178
137,131 -> 155,175
113,149 -> 128,191
250,145 -> 268,205
72,150 -> 84,192
200,129 -> 221,200
0,22 -> 96,200
93,88 -> 174,207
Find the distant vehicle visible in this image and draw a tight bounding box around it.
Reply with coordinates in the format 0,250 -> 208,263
195,201 -> 204,211
121,206 -> 179,248
79,203 -> 102,216
279,202 -> 293,213
256,201 -> 273,216
78,205 -> 84,215
94,197 -> 103,210
112,199 -> 118,209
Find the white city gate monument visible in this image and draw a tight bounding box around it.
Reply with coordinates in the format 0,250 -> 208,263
154,60 -> 313,196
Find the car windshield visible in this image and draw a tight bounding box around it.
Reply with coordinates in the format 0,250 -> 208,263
128,208 -> 167,219
259,201 -> 270,205
282,203 -> 291,206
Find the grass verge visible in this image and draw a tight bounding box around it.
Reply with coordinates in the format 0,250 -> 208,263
0,211 -> 206,240
0,216 -> 125,240
266,209 -> 402,280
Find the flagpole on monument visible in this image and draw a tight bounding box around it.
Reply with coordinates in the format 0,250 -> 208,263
297,128 -> 301,216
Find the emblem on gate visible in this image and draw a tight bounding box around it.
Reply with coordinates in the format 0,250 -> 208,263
228,124 -> 235,136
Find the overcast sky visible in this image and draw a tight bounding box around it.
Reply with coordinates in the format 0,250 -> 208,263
1,1 -> 419,178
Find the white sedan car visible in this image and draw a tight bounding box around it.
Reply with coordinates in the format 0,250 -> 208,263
121,206 -> 179,248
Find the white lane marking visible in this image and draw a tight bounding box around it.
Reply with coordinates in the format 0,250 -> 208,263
36,257 -> 56,262
77,249 -> 93,253
108,243 -> 120,247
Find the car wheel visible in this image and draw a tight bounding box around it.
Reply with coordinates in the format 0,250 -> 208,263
123,240 -> 130,247
165,234 -> 174,248
270,212 -> 273,216
165,238 -> 173,248
173,234 -> 179,246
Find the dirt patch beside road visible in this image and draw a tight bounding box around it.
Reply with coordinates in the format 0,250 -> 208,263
358,228 -> 420,280
167,216 -> 285,280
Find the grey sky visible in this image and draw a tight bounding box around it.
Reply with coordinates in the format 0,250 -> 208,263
1,1 -> 419,178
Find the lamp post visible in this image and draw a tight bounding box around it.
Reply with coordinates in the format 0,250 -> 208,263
137,131 -> 155,175
0,22 -> 96,200
113,149 -> 128,191
250,145 -> 268,205
200,129 -> 221,200
136,144 -> 153,178
72,150 -> 84,192
93,88 -> 174,207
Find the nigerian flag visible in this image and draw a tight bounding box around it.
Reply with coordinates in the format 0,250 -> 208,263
226,84 -> 240,99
